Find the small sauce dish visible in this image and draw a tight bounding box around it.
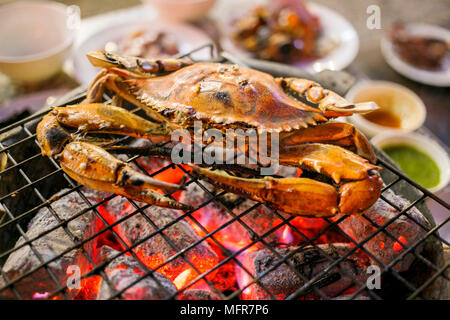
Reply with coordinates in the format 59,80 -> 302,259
371,132 -> 450,193
345,80 -> 426,138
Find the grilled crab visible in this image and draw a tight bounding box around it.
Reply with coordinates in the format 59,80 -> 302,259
37,50 -> 383,217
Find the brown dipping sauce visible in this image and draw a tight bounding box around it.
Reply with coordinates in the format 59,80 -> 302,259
362,109 -> 402,128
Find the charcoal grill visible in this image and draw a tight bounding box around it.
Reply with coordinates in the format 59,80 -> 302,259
0,45 -> 448,300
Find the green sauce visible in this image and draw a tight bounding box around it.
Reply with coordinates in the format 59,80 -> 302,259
382,144 -> 440,189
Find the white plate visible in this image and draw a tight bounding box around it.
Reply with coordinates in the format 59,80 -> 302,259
215,0 -> 359,73
381,23 -> 450,87
73,20 -> 213,85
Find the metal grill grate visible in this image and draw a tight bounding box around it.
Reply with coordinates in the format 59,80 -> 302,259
0,45 -> 448,300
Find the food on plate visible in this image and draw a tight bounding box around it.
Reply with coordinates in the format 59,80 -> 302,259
36,50 -> 383,217
104,30 -> 179,58
389,22 -> 449,70
231,0 -> 321,62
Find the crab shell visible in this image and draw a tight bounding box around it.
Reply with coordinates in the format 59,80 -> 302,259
85,51 -> 377,134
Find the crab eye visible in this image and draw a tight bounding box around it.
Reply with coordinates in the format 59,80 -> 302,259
214,90 -> 232,106
104,52 -> 117,63
137,59 -> 156,73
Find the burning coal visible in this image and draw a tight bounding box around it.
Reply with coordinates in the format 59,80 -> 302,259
0,156 -> 436,300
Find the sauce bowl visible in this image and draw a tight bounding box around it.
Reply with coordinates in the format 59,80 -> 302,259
371,132 -> 450,193
345,81 -> 426,138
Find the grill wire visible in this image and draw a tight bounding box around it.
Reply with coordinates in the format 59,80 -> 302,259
0,44 -> 448,300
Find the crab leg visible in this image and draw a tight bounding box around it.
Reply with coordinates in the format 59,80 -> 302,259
59,141 -> 191,210
87,50 -> 192,76
52,103 -> 172,141
279,122 -> 376,163
82,70 -> 169,123
83,51 -> 192,122
190,166 -> 382,216
277,78 -> 378,116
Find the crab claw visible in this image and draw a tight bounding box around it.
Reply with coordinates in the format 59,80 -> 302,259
59,141 -> 191,211
279,122 -> 377,163
190,165 -> 340,217
87,50 -> 192,75
279,78 -> 379,116
339,174 -> 383,214
37,113 -> 72,157
189,165 -> 382,217
279,143 -> 380,183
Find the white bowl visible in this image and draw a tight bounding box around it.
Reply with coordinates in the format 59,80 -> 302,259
0,1 -> 74,83
371,132 -> 450,193
345,81 -> 426,138
142,0 -> 216,22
